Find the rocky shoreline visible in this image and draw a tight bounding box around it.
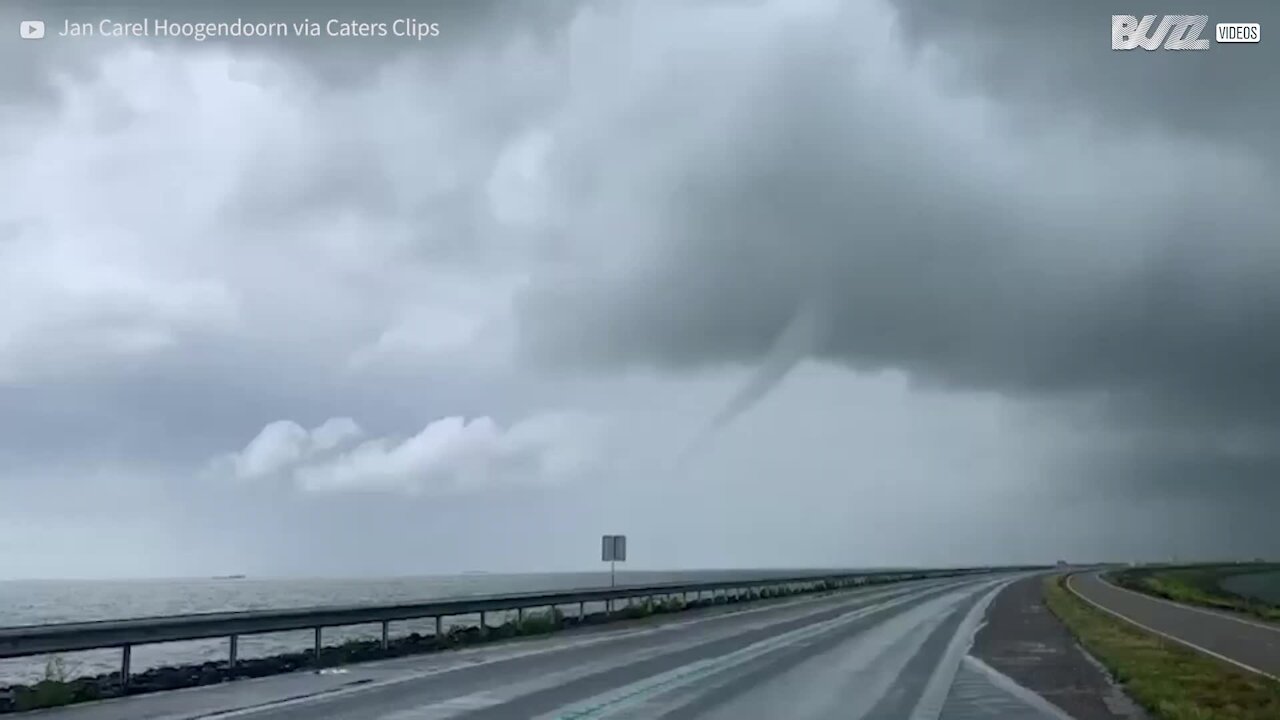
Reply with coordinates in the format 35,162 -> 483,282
0,585 -> 814,714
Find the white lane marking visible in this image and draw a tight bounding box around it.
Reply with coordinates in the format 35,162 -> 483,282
907,576 -> 1019,720
610,586 -> 971,720
378,692 -> 508,720
1098,572 -> 1280,634
1066,573 -> 1280,682
195,581 -> 950,719
365,585 -> 932,720
368,583 -> 958,720
961,655 -> 1076,720
840,584 -> 1000,720
533,581 -> 968,720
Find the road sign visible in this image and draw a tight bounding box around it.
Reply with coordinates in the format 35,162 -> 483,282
601,534 -> 626,607
602,534 -> 627,562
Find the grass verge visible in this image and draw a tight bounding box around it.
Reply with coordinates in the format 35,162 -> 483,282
1110,565 -> 1280,623
1043,574 -> 1280,720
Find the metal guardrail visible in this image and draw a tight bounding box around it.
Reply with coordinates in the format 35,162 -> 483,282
0,566 -> 1044,686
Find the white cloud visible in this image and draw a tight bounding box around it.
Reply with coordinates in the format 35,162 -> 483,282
295,413 -> 600,495
309,417 -> 364,451
212,413 -> 600,496
221,417 -> 365,480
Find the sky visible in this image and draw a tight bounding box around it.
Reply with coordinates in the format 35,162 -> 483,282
1,0 -> 1277,579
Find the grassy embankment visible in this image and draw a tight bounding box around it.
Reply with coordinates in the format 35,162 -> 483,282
1110,564 -> 1280,622
1043,574 -> 1280,720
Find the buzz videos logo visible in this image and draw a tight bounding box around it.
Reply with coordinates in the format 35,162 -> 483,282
1112,15 -> 1261,50
1112,15 -> 1209,50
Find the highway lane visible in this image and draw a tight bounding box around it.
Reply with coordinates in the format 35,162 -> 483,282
37,573 -> 1071,720
1068,571 -> 1280,680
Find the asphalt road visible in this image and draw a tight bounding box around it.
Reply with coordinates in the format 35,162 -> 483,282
972,575 -> 1147,720
30,573 -> 1076,720
1068,571 -> 1280,680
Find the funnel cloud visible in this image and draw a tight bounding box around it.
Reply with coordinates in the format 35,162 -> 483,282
677,297 -> 826,467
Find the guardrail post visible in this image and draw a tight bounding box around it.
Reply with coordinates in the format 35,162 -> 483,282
313,627 -> 322,663
381,621 -> 389,650
229,634 -> 238,669
121,644 -> 132,688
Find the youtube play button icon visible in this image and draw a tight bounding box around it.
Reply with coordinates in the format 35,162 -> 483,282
20,20 -> 46,39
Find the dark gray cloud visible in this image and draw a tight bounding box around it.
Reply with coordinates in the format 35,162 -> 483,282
518,0 -> 1280,440
888,0 -> 1280,161
5,0 -> 1279,577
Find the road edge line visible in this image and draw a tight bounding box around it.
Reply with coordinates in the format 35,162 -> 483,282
907,575 -> 1020,720
1098,572 -> 1280,635
1065,573 -> 1280,683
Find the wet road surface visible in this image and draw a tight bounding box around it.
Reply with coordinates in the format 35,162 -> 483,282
972,575 -> 1147,720
38,573 -> 1076,720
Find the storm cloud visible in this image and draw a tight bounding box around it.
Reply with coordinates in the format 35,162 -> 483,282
517,0 -> 1280,468
2,0 -> 1278,578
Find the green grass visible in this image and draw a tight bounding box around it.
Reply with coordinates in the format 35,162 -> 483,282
510,607 -> 565,635
1044,574 -> 1280,720
1111,565 -> 1280,622
12,656 -> 76,711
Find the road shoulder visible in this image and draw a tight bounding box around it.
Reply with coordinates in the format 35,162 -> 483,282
972,574 -> 1148,719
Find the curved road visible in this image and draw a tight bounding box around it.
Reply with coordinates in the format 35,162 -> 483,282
1068,571 -> 1280,680
35,573 -> 1072,720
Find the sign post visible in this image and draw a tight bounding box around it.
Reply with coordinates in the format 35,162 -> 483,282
601,534 -> 627,612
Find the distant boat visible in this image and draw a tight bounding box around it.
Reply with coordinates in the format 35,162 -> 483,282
212,574 -> 247,580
